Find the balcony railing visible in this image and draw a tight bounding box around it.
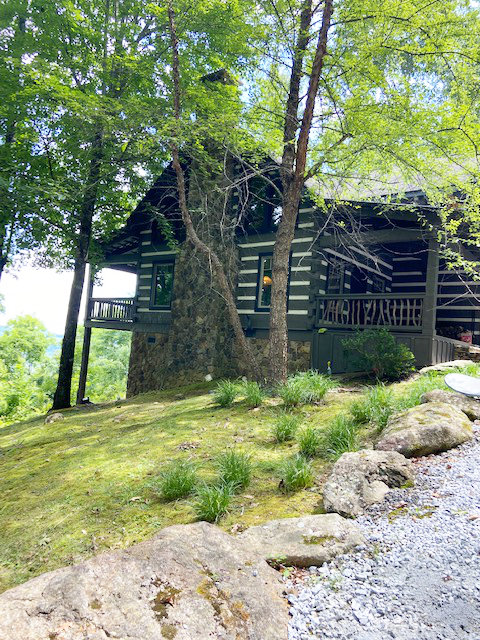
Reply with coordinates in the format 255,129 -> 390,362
315,294 -> 425,330
87,297 -> 136,323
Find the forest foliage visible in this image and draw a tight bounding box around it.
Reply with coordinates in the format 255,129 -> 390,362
0,316 -> 130,425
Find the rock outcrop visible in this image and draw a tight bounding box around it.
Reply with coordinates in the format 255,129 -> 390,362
322,449 -> 414,518
239,515 -> 364,567
0,522 -> 288,640
421,389 -> 480,421
376,402 -> 473,458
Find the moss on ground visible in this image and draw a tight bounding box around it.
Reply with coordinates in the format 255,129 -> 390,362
0,385 -> 355,593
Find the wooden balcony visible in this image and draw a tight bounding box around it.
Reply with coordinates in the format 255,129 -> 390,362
315,294 -> 425,331
87,297 -> 136,324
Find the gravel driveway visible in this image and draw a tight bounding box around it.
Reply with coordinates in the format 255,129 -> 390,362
288,425 -> 480,640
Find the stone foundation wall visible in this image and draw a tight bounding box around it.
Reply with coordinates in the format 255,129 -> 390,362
249,338 -> 312,379
127,333 -> 313,396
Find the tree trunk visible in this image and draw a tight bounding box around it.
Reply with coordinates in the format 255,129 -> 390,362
268,0 -> 334,384
52,129 -> 103,409
167,0 -> 259,381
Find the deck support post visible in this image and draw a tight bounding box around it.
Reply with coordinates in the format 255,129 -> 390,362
422,237 -> 439,337
76,266 -> 94,404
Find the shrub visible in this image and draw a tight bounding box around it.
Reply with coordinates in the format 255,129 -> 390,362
297,425 -> 322,458
193,483 -> 233,522
280,455 -> 314,492
153,461 -> 197,501
342,328 -> 415,381
320,415 -> 359,460
242,381 -> 264,408
277,370 -> 335,407
350,383 -> 395,433
216,450 -> 252,492
272,413 -> 301,443
213,380 -> 238,407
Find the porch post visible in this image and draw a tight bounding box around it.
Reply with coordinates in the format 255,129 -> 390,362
76,265 -> 94,404
422,237 -> 439,336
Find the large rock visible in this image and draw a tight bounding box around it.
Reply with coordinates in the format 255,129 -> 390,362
419,360 -> 473,374
376,402 -> 473,458
239,515 -> 364,567
0,522 -> 288,640
322,449 -> 414,518
421,389 -> 480,421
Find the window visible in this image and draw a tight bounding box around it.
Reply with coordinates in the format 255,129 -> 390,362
327,260 -> 345,294
257,255 -> 273,309
151,262 -> 174,308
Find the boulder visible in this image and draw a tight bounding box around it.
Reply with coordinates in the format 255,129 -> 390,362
421,389 -> 480,421
376,402 -> 473,458
44,412 -> 64,424
238,514 -> 364,567
0,522 -> 288,640
322,449 -> 414,518
419,360 -> 473,374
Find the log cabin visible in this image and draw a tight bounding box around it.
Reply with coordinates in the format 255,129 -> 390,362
79,159 -> 480,397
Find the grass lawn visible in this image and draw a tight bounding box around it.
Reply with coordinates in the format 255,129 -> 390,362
0,382 -> 358,593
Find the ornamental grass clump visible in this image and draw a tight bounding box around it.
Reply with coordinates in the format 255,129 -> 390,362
242,380 -> 264,408
153,460 -> 197,501
297,425 -> 322,458
216,450 -> 252,492
350,383 -> 395,433
277,370 -> 335,407
213,380 -> 238,407
320,415 -> 359,460
272,412 -> 301,443
280,454 -> 314,492
193,483 -> 233,522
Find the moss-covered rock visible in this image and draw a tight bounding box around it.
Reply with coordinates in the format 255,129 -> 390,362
421,389 -> 480,421
322,449 -> 414,517
376,402 -> 473,458
0,522 -> 288,640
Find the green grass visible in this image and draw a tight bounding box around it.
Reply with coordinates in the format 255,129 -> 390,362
216,450 -> 252,492
350,383 -> 395,433
0,383 -> 355,593
241,381 -> 264,408
213,380 -> 239,407
297,425 -> 322,458
193,483 -> 233,522
152,461 -> 197,501
280,455 -> 314,492
277,370 -> 336,407
272,412 -> 301,443
320,415 -> 359,460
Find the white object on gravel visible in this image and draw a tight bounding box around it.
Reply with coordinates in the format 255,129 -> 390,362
288,424 -> 480,640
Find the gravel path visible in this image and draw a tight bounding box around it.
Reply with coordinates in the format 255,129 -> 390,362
288,425 -> 480,640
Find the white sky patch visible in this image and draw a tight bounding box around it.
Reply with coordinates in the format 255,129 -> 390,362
0,267 -> 136,335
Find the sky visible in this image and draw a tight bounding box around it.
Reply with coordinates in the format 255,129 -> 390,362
0,265 -> 137,335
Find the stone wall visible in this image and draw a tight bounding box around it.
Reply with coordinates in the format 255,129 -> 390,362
127,332 -> 313,396
454,343 -> 480,363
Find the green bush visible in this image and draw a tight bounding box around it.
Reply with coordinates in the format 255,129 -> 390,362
297,425 -> 322,458
153,461 -> 197,501
280,455 -> 314,492
342,328 -> 415,381
193,483 -> 233,522
216,450 -> 252,492
350,383 -> 395,433
277,370 -> 335,407
272,413 -> 301,443
242,380 -> 264,408
213,380 -> 238,407
320,415 -> 359,460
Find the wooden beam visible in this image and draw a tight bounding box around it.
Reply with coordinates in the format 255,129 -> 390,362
422,237 -> 439,336
76,267 -> 94,404
102,252 -> 139,265
316,228 -> 432,249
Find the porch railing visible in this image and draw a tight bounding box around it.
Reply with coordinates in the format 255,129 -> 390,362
87,297 -> 136,323
315,294 -> 425,330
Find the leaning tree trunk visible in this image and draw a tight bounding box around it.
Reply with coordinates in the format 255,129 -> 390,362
52,130 -> 103,409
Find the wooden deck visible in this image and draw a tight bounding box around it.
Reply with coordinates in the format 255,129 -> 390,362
87,298 -> 136,323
